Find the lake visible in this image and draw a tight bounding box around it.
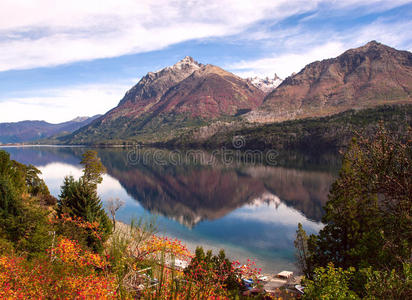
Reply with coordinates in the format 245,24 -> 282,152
3,145 -> 340,274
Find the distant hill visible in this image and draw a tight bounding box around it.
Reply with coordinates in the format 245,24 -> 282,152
246,41 -> 412,123
0,115 -> 101,144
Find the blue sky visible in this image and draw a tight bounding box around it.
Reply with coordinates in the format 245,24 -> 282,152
1,0 -> 412,123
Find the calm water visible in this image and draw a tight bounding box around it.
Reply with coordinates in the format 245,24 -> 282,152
3,146 -> 340,273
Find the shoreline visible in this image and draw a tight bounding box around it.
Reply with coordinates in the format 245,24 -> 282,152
115,221 -> 299,276
115,221 -> 302,293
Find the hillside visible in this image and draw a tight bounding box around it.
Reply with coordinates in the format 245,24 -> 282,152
167,105 -> 412,153
62,57 -> 265,144
246,41 -> 412,123
0,115 -> 100,144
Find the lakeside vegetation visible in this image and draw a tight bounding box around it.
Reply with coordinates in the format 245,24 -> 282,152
1,123 -> 411,298
169,105 -> 412,153
295,126 -> 412,298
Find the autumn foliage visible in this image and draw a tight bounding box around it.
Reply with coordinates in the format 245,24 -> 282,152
0,240 -> 117,299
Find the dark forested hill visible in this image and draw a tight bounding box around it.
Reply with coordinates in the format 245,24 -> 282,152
167,105 -> 412,153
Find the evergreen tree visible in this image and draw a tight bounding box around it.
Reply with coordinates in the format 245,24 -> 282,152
80,150 -> 106,189
294,223 -> 312,277
297,126 -> 412,296
308,126 -> 411,272
57,151 -> 112,251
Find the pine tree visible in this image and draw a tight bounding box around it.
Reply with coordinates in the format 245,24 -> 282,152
80,150 -> 106,189
305,125 -> 411,274
57,151 -> 112,251
294,223 -> 312,277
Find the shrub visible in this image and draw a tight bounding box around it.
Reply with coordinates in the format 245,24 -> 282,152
303,263 -> 360,300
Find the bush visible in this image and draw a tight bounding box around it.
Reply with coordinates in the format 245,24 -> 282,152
303,263 -> 360,300
184,247 -> 243,294
0,239 -> 116,298
363,262 -> 412,299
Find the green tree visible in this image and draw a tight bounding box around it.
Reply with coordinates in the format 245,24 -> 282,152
303,263 -> 360,300
308,126 -> 411,272
80,150 -> 106,189
0,150 -> 52,255
294,223 -> 312,277
57,151 -> 111,251
25,164 -> 50,196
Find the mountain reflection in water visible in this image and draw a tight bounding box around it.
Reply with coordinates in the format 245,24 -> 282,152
4,146 -> 340,273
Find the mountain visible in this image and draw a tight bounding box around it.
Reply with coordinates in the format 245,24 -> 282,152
61,41 -> 412,145
0,115 -> 100,144
63,57 -> 265,144
246,41 -> 412,123
109,56 -> 204,120
246,74 -> 282,93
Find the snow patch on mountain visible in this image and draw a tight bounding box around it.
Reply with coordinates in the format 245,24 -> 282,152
246,74 -> 282,93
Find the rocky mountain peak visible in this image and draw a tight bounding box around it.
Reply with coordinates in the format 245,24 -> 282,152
119,57 -> 204,107
344,40 -> 394,56
365,40 -> 380,47
246,74 -> 283,93
169,56 -> 203,71
70,116 -> 90,122
177,55 -> 198,64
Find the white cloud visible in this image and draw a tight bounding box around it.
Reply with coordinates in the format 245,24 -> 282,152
0,0 -> 325,71
229,42 -> 346,79
353,18 -> 412,51
2,0 -> 409,72
232,199 -> 323,230
38,161 -> 135,202
0,81 -> 134,123
228,13 -> 412,79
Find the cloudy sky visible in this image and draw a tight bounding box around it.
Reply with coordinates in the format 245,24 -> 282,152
1,0 -> 412,123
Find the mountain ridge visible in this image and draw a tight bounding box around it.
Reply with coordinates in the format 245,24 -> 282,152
59,41 -> 412,145
0,115 -> 101,144
63,57 -> 266,144
245,41 -> 412,123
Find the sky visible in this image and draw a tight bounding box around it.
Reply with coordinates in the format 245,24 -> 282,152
0,0 -> 412,123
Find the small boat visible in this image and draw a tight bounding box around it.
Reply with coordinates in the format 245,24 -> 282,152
174,259 -> 188,269
257,275 -> 269,282
242,278 -> 254,290
277,270 -> 293,279
295,284 -> 305,294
